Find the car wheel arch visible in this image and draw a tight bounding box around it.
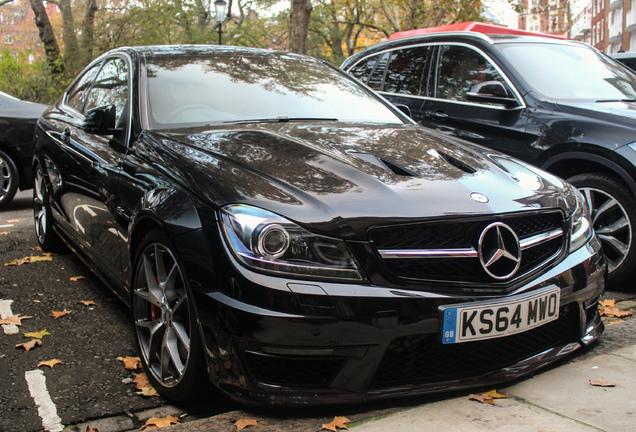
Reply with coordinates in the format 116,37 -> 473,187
541,150 -> 636,197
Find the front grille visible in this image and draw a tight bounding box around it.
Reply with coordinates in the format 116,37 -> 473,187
368,211 -> 565,285
242,352 -> 345,388
370,304 -> 579,388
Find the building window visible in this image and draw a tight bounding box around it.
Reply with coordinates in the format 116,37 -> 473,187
4,34 -> 13,44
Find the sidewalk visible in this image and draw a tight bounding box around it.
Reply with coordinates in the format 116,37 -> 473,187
69,343 -> 636,432
352,344 -> 636,432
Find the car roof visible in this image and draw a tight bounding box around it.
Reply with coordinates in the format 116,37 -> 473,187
389,21 -> 566,41
105,44 -> 300,60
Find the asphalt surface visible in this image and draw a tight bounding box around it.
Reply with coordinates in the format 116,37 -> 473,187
1,189 -> 635,432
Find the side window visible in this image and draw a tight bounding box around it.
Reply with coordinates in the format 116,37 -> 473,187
65,63 -> 102,113
366,53 -> 390,90
348,54 -> 380,84
84,58 -> 129,125
435,45 -> 505,102
384,46 -> 430,95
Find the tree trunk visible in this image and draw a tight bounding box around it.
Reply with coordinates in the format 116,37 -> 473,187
58,0 -> 81,73
289,0 -> 312,54
29,0 -> 63,74
80,0 -> 98,67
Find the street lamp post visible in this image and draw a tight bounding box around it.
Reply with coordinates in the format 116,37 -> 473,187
214,0 -> 227,45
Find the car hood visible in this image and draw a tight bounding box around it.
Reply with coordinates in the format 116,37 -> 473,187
141,123 -> 572,238
556,100 -> 636,128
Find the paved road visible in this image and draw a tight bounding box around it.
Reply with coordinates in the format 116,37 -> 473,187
1,190 -> 635,432
0,191 -> 235,432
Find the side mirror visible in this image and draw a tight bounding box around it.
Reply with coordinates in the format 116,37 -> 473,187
466,81 -> 520,108
83,105 -> 121,135
393,104 -> 412,118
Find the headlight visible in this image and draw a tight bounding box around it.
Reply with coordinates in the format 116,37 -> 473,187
219,204 -> 364,281
570,186 -> 594,252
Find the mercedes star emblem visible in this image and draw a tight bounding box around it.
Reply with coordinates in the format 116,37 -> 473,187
478,222 -> 521,280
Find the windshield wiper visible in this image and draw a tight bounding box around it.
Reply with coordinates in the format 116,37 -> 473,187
596,99 -> 636,103
222,117 -> 338,125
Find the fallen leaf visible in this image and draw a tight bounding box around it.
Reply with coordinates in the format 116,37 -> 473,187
322,416 -> 351,431
235,419 -> 258,432
589,378 -> 616,387
117,356 -> 141,370
6,219 -> 19,223
50,309 -> 72,318
15,340 -> 42,351
0,314 -> 32,326
132,372 -> 151,390
28,256 -> 53,263
140,415 -> 179,430
23,329 -> 51,339
469,393 -> 496,405
38,359 -> 62,368
136,386 -> 159,397
607,319 -> 626,326
484,389 -> 508,399
85,426 -> 99,432
599,299 -> 616,308
604,307 -> 632,318
41,252 -> 56,257
78,300 -> 97,306
0,232 -> 10,236
70,276 -> 85,282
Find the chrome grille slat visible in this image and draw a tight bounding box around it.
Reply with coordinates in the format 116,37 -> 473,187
368,211 -> 566,285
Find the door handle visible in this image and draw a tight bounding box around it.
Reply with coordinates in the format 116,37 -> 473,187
427,111 -> 449,120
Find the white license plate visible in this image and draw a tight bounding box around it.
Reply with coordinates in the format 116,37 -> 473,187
440,286 -> 560,344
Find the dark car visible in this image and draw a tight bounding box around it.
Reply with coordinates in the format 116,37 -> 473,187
0,91 -> 48,209
341,27 -> 636,288
33,45 -> 605,406
610,52 -> 636,73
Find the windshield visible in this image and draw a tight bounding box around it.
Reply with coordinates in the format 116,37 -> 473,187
497,42 -> 636,101
145,53 -> 403,129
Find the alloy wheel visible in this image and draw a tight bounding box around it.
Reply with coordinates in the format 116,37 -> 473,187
133,242 -> 193,388
580,186 -> 632,273
33,168 -> 48,245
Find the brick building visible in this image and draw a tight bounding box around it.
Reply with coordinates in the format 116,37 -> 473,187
0,0 -> 58,62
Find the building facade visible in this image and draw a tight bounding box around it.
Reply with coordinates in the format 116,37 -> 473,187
0,0 -> 58,62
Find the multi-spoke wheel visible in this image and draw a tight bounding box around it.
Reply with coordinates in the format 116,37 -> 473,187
568,173 -> 636,288
132,231 -> 206,401
0,149 -> 19,210
32,165 -> 63,251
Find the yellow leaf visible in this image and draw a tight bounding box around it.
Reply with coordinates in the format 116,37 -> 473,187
117,356 -> 142,370
607,319 -> 626,326
38,359 -> 62,368
6,219 -> 19,223
23,329 -> 51,339
235,419 -> 258,432
70,276 -> 85,282
0,314 -> 32,326
136,386 -> 159,397
589,378 -> 616,387
0,232 -> 10,236
78,300 -> 97,306
15,339 -> 42,351
322,416 -> 351,431
140,416 -> 179,430
41,252 -> 56,257
132,372 -> 151,390
599,299 -> 616,308
50,309 -> 72,318
484,389 -> 508,399
28,256 -> 53,263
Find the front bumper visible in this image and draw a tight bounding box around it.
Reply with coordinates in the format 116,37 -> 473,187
192,235 -> 605,406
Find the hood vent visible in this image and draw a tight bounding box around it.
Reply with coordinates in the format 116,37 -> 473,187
348,151 -> 416,177
434,150 -> 477,174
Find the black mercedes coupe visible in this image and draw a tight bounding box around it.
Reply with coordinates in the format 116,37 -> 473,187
32,45 -> 606,405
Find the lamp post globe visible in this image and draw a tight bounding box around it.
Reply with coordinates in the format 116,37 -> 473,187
214,0 -> 227,45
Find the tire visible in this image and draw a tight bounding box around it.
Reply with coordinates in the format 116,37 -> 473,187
131,230 -> 207,402
0,149 -> 19,210
32,165 -> 64,252
567,173 -> 636,288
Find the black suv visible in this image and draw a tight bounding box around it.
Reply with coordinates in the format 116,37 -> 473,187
342,31 -> 636,288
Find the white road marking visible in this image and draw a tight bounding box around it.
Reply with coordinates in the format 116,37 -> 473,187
0,224 -> 14,228
25,370 -> 64,432
0,299 -> 19,335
